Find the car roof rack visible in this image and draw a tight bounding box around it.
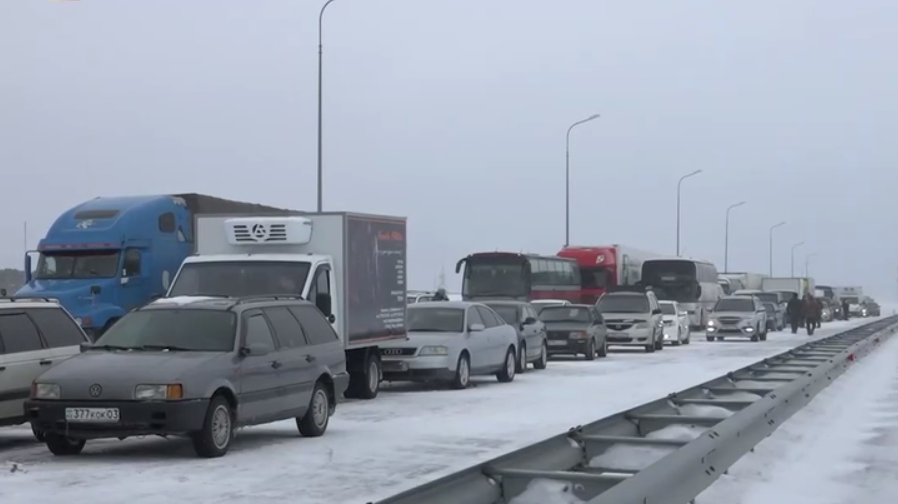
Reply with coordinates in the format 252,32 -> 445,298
0,297 -> 61,303
605,285 -> 650,294
233,294 -> 305,305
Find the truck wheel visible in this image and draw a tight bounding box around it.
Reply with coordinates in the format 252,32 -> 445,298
346,353 -> 381,400
32,425 -> 45,442
497,346 -> 517,382
533,342 -> 548,369
191,395 -> 234,458
45,434 -> 85,456
451,353 -> 471,389
297,380 -> 330,437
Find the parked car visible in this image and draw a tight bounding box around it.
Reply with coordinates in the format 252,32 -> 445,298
379,301 -> 518,389
531,299 -> 571,314
706,295 -> 768,342
24,295 -> 349,458
864,300 -> 881,317
819,299 -> 834,322
0,297 -> 90,441
539,304 -> 608,359
595,287 -> 664,353
481,300 -> 548,372
733,290 -> 784,330
762,302 -> 781,332
659,300 -> 690,345
406,291 -> 435,304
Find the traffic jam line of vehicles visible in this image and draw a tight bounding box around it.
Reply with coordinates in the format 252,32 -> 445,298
0,194 -> 883,462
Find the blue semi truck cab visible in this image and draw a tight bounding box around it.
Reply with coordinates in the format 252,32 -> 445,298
16,193 -> 289,339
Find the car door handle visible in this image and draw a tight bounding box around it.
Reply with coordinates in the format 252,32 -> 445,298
305,355 -> 316,363
39,359 -> 52,366
270,361 -> 282,369
0,366 -> 6,371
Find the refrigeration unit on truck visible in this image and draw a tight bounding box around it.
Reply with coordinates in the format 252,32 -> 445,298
761,277 -> 815,299
165,213 -> 407,400
719,272 -> 767,291
16,193 -> 292,339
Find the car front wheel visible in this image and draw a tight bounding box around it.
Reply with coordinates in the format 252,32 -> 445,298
191,395 -> 234,458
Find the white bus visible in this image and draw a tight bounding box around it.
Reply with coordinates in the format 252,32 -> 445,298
641,257 -> 722,329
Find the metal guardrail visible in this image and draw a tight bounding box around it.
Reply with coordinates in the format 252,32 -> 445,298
369,316 -> 898,504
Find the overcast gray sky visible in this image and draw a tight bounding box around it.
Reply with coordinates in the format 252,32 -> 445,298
1,0 -> 896,297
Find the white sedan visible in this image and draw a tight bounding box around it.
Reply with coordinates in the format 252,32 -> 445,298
379,301 -> 519,389
659,300 -> 691,345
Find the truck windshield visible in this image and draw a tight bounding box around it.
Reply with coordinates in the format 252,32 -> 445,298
843,297 -> 859,304
754,293 -> 779,304
93,309 -> 236,352
168,261 -> 311,298
580,266 -> 611,289
462,259 -> 526,298
35,250 -> 120,279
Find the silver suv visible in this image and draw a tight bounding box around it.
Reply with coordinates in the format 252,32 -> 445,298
706,295 -> 768,341
596,287 -> 664,353
0,298 -> 89,438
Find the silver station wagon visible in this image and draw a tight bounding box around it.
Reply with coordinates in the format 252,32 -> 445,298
24,295 -> 349,458
379,301 -> 519,389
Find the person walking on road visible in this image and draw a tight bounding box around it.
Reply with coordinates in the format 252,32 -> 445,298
815,297 -> 823,329
787,293 -> 802,334
842,299 -> 851,320
431,288 -> 450,301
803,294 -> 819,336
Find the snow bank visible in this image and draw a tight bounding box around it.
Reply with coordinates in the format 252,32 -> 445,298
708,391 -> 761,401
733,380 -> 776,389
677,404 -> 734,418
646,424 -> 708,441
588,444 -> 676,471
508,479 -> 586,504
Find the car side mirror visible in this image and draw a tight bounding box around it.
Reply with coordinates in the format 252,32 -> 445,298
652,308 -> 662,315
468,323 -> 485,332
316,293 -> 332,317
90,285 -> 102,295
523,317 -> 537,325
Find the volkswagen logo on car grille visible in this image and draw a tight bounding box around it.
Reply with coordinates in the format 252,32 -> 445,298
89,384 -> 103,397
382,348 -> 403,355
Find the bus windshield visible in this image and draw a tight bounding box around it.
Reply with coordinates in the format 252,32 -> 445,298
642,260 -> 699,302
462,259 -> 527,298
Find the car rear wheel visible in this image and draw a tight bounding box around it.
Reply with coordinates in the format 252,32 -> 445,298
450,353 -> 471,389
516,342 -> 527,373
45,434 -> 85,456
297,380 -> 331,437
597,339 -> 608,358
497,347 -> 516,382
191,395 -> 234,458
533,342 -> 548,370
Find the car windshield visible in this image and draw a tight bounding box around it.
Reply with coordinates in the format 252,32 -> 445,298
539,306 -> 591,323
485,304 -> 519,325
660,303 -> 676,315
167,261 -> 312,297
754,293 -> 779,304
714,298 -> 754,312
597,295 -> 649,313
35,250 -> 120,279
763,303 -> 776,313
92,309 -> 236,351
407,306 -> 465,333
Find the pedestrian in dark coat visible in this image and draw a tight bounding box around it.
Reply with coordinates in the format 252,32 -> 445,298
815,298 -> 823,328
803,295 -> 818,335
786,293 -> 802,334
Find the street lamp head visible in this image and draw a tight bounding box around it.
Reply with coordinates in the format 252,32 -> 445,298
690,169 -> 702,176
772,221 -> 786,229
587,114 -> 601,121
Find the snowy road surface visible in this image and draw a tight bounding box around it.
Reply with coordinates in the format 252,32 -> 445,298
699,316 -> 898,504
0,318 -> 880,504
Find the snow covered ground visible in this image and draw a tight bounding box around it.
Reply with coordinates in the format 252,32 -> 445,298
699,313 -> 898,504
0,317 -> 881,504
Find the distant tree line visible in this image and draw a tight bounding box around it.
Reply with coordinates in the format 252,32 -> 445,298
0,268 -> 25,295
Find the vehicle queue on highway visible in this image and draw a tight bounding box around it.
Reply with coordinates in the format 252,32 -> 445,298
0,204 -> 883,459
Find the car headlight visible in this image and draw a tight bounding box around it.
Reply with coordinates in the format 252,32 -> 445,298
32,383 -> 61,400
134,384 -> 184,400
569,331 -> 588,339
706,320 -> 716,326
745,326 -> 754,332
418,346 -> 449,356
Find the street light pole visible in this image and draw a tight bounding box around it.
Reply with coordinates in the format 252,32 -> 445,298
316,0 -> 338,213
724,201 -> 746,273
790,241 -> 804,277
768,221 -> 786,276
676,170 -> 702,256
805,253 -> 818,277
564,113 -> 601,247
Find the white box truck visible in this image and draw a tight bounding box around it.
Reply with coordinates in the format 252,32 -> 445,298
761,277 -> 815,299
719,272 -> 767,291
165,213 -> 407,399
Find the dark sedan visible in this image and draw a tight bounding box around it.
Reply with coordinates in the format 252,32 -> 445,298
538,304 -> 608,360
